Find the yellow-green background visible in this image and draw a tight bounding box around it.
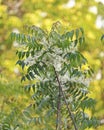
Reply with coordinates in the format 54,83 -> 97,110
0,0 -> 104,129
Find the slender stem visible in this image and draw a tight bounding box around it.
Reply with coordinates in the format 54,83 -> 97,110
56,87 -> 61,130
53,66 -> 78,130
56,72 -> 62,130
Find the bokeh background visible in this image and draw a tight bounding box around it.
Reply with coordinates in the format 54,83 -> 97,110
0,0 -> 104,130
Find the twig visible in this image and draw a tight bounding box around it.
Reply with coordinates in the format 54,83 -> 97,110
53,66 -> 78,130
56,89 -> 61,130
56,72 -> 61,130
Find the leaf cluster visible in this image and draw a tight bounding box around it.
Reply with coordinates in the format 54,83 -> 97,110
10,22 -> 99,130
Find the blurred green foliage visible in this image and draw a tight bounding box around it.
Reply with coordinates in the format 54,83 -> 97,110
0,0 -> 104,129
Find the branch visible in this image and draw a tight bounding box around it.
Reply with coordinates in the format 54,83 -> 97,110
54,68 -> 61,130
53,67 -> 78,130
56,78 -> 61,130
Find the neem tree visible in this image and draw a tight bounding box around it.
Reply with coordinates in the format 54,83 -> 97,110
11,22 -> 99,130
